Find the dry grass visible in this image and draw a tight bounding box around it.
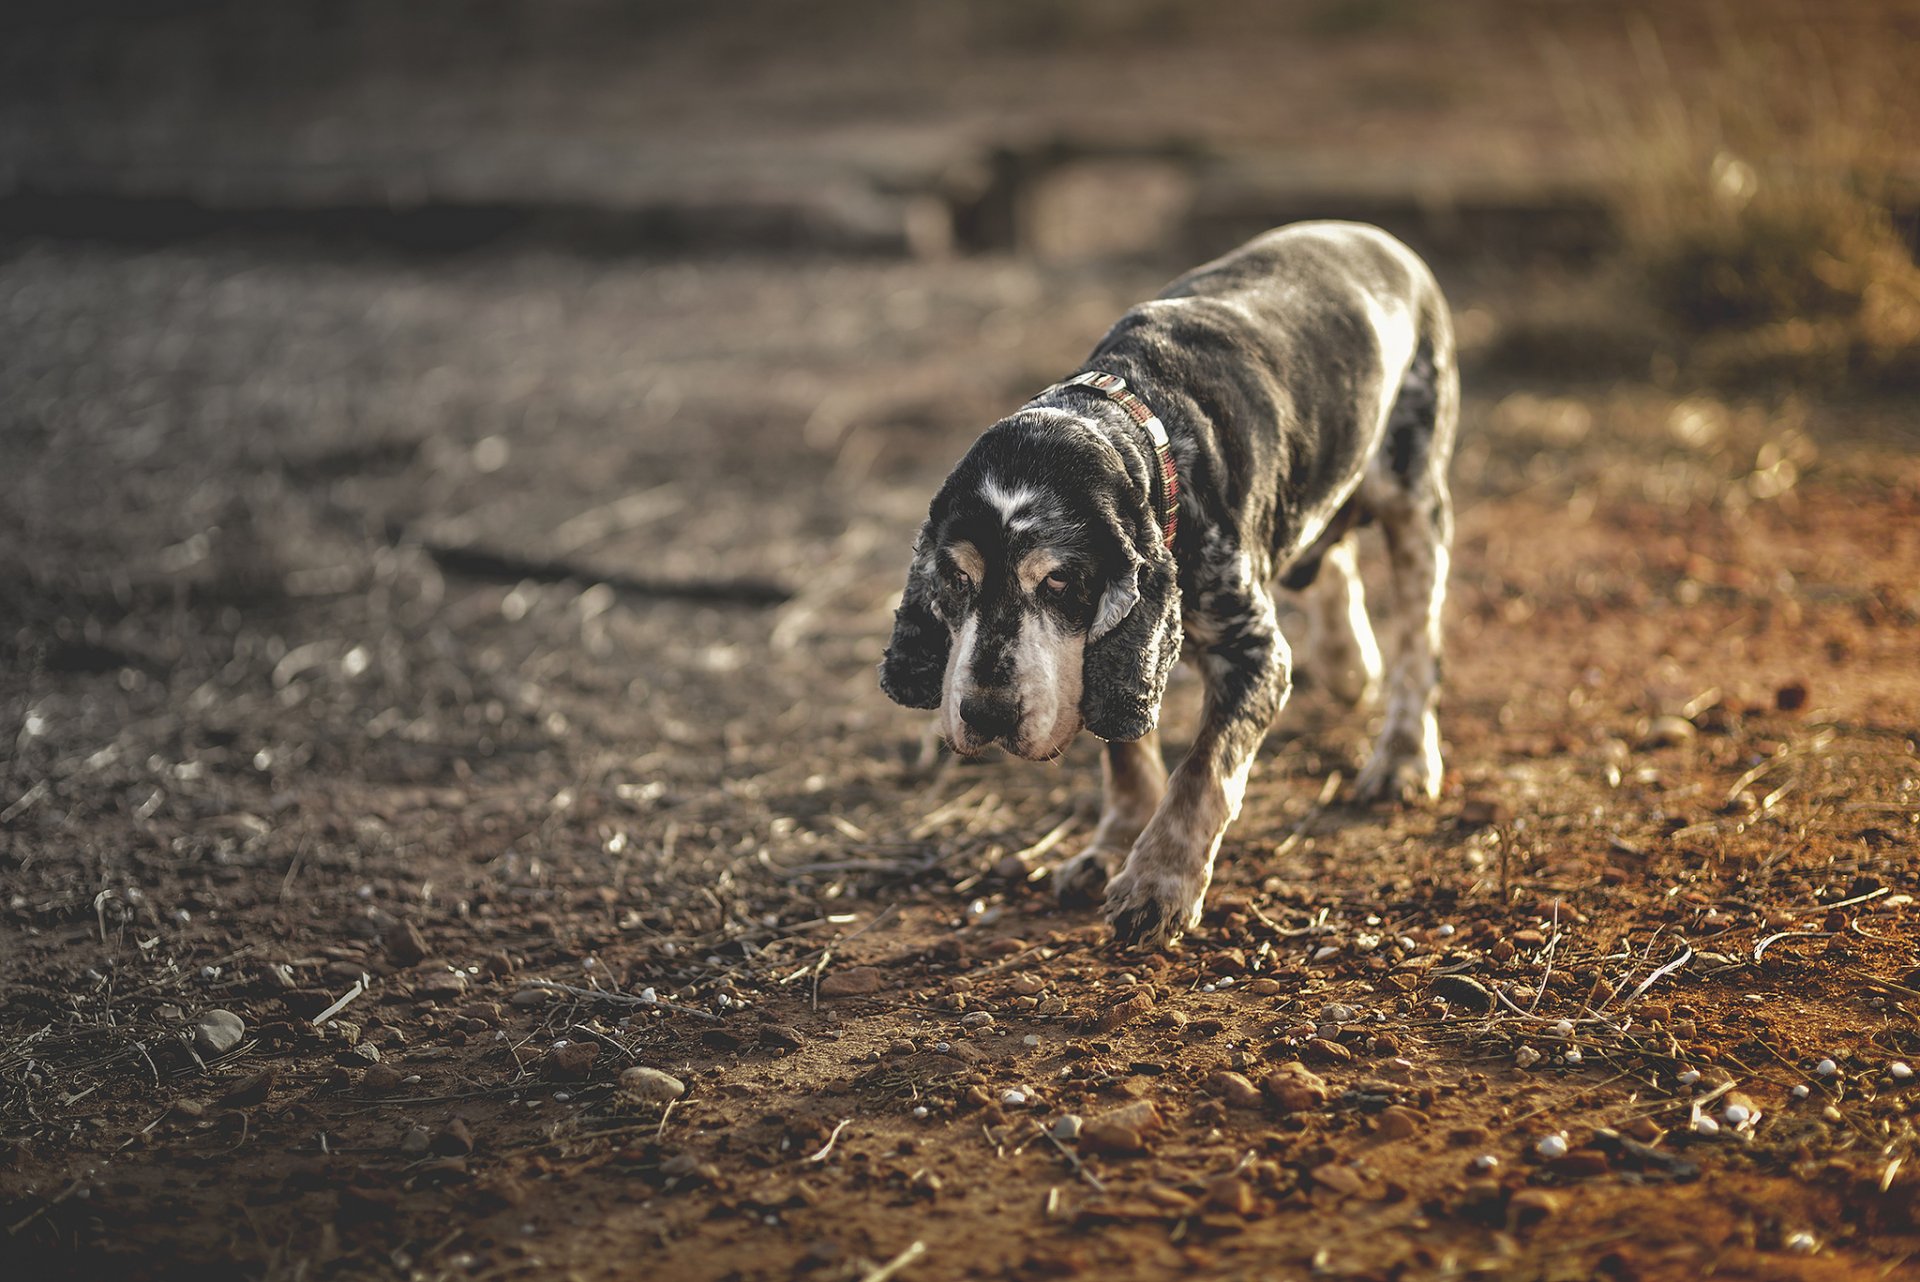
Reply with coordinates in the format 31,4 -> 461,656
1558,15 -> 1920,387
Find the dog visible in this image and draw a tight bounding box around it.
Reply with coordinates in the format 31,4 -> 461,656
880,222 -> 1457,947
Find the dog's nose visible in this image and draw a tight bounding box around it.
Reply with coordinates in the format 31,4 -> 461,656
959,694 -> 1021,743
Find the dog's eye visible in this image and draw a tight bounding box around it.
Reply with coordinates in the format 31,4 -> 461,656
949,566 -> 974,592
1042,573 -> 1071,595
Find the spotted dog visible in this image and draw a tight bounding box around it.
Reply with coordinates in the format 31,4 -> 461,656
880,222 -> 1457,947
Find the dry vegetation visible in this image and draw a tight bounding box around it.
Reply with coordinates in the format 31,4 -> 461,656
1561,16 -> 1920,386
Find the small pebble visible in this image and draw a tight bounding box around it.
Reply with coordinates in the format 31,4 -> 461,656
1891,1061 -> 1912,1080
960,1011 -> 994,1028
1549,1019 -> 1574,1038
1320,1003 -> 1356,1023
933,1041 -> 951,1054
618,1066 -> 686,1105
191,1010 -> 246,1057
1311,946 -> 1338,963
1723,1103 -> 1751,1125
1514,1045 -> 1542,1069
1021,1034 -> 1041,1048
1000,1089 -> 1028,1107
1677,1070 -> 1701,1087
911,1106 -> 929,1119
1791,1084 -> 1811,1099
1785,1231 -> 1818,1254
1815,1058 -> 1838,1077
1050,1114 -> 1083,1142
1471,1154 -> 1499,1172
1535,1133 -> 1569,1159
1692,1114 -> 1720,1136
1563,1048 -> 1584,1066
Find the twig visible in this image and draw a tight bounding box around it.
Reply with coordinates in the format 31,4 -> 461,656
310,976 -> 369,1028
1620,942 -> 1694,1006
859,1240 -> 927,1282
805,1118 -> 852,1164
1041,1126 -> 1107,1193
1528,898 -> 1562,1016
523,979 -> 720,1021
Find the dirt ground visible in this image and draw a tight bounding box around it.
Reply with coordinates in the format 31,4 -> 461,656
7,6 -> 1920,1282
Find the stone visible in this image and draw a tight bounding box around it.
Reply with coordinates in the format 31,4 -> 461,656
1376,1105 -> 1427,1140
543,1041 -> 599,1082
1205,1174 -> 1256,1215
1304,1037 -> 1353,1065
1207,1070 -> 1264,1110
1080,1119 -> 1147,1155
383,920 -> 429,966
1430,975 -> 1496,1013
817,967 -> 884,998
1262,1062 -> 1330,1112
432,1118 -> 474,1157
361,1064 -> 404,1094
191,1010 -> 246,1057
619,1066 -> 687,1105
1509,1188 -> 1564,1223
758,1022 -> 805,1049
1093,989 -> 1154,1033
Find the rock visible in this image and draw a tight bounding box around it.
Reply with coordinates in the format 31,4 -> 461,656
1550,1150 -> 1610,1177
1205,1174 -> 1256,1215
1620,1116 -> 1665,1143
481,951 -> 515,977
1262,1062 -> 1330,1112
1080,1119 -> 1147,1155
1093,989 -> 1154,1033
432,1117 -> 475,1157
1246,978 -> 1283,996
383,920 -> 429,966
1094,1100 -> 1164,1134
543,1041 -> 600,1081
1509,1188 -> 1564,1224
168,1098 -> 208,1122
960,1011 -> 994,1028
191,1010 -> 246,1057
817,967 -> 884,998
1310,1162 -> 1365,1197
1010,974 -> 1046,996
415,970 -> 468,1003
1143,1181 -> 1197,1210
1207,1070 -> 1264,1110
217,1069 -> 276,1108
1050,1114 -> 1083,1142
1377,1105 -> 1427,1140
509,988 -> 553,1008
1430,975 -> 1496,1013
399,1125 -> 432,1156
619,1066 -> 686,1105
361,1063 -> 404,1094
1304,1037 -> 1353,1065
1775,681 -> 1809,713
758,1023 -> 805,1049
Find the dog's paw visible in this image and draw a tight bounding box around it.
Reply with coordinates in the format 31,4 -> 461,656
1102,860 -> 1205,949
1054,846 -> 1123,907
1352,731 -> 1442,806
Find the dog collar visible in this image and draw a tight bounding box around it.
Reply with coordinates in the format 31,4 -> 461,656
1055,370 -> 1179,548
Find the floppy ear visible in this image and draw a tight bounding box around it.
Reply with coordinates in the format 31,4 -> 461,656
878,525 -> 949,710
1080,549 -> 1181,742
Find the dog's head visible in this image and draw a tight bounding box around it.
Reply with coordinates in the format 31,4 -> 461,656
879,412 -> 1182,756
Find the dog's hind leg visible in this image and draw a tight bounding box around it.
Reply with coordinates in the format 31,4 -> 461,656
1353,335 -> 1456,804
1298,532 -> 1381,708
1055,729 -> 1166,905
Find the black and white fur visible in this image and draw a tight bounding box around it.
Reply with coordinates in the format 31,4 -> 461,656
881,223 -> 1457,947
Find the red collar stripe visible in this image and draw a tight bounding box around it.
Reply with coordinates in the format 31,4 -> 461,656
1058,370 -> 1178,548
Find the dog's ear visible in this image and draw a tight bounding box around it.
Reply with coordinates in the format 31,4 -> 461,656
879,522 -> 949,710
1080,546 -> 1181,742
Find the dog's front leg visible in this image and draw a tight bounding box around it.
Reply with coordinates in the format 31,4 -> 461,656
1056,730 -> 1167,905
1105,588 -> 1290,947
